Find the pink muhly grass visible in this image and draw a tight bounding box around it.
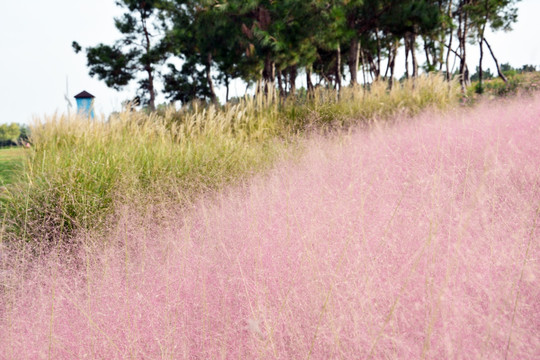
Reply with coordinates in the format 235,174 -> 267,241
1,96 -> 539,359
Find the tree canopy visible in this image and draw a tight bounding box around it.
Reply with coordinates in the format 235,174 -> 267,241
74,0 -> 521,105
0,123 -> 22,146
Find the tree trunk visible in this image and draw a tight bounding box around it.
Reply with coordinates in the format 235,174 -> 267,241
348,37 -> 360,87
458,4 -> 469,93
404,36 -> 410,79
445,30 -> 454,80
410,33 -> 418,77
206,52 -> 218,104
361,49 -> 367,88
383,40 -> 395,79
367,52 -> 379,81
141,12 -> 156,111
478,40 -> 484,92
384,54 -> 391,79
478,33 -> 485,93
478,0 -> 490,93
277,68 -> 285,98
336,44 -> 342,94
375,28 -> 382,80
389,40 -> 398,89
445,0 -> 454,80
225,74 -> 230,102
457,4 -> 463,91
424,40 -> 432,71
256,79 -> 262,97
483,38 -> 508,83
306,66 -> 314,94
263,54 -> 276,102
289,65 -> 297,97
145,66 -> 156,111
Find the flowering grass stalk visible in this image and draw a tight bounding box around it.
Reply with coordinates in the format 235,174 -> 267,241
1,94 -> 538,358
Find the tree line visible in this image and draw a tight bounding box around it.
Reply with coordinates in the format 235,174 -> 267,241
0,123 -> 29,147
73,0 -> 521,110
470,62 -> 536,82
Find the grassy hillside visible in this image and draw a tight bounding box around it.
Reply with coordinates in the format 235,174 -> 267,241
0,75 -> 460,245
1,95 -> 538,358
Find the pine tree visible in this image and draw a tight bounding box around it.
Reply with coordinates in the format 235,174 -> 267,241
73,0 -> 165,110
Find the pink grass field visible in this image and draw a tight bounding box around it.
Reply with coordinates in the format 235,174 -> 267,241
1,96 -> 539,359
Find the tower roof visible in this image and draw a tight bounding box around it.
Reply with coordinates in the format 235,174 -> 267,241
74,90 -> 95,99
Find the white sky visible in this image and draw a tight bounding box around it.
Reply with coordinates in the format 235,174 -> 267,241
1,0 -> 539,125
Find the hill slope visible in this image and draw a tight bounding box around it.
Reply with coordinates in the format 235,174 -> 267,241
2,96 -> 539,358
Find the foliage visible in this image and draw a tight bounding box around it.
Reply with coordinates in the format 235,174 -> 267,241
467,70 -> 540,98
81,44 -> 139,89
0,123 -> 21,144
500,62 -> 537,76
74,0 -> 521,102
470,66 -> 494,82
484,71 -> 540,96
73,0 -> 165,110
162,61 -> 214,104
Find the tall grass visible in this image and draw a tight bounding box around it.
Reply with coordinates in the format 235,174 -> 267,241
0,74 -> 458,245
0,105 -> 282,244
311,75 -> 458,125
1,94 -> 537,358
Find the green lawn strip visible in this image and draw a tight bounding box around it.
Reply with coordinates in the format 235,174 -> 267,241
0,147 -> 25,186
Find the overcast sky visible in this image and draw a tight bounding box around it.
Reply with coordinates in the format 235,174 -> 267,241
1,0 -> 539,125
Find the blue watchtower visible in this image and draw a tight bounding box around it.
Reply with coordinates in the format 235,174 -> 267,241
74,90 -> 95,118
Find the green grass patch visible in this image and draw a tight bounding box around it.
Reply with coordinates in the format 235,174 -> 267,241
0,147 -> 25,186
